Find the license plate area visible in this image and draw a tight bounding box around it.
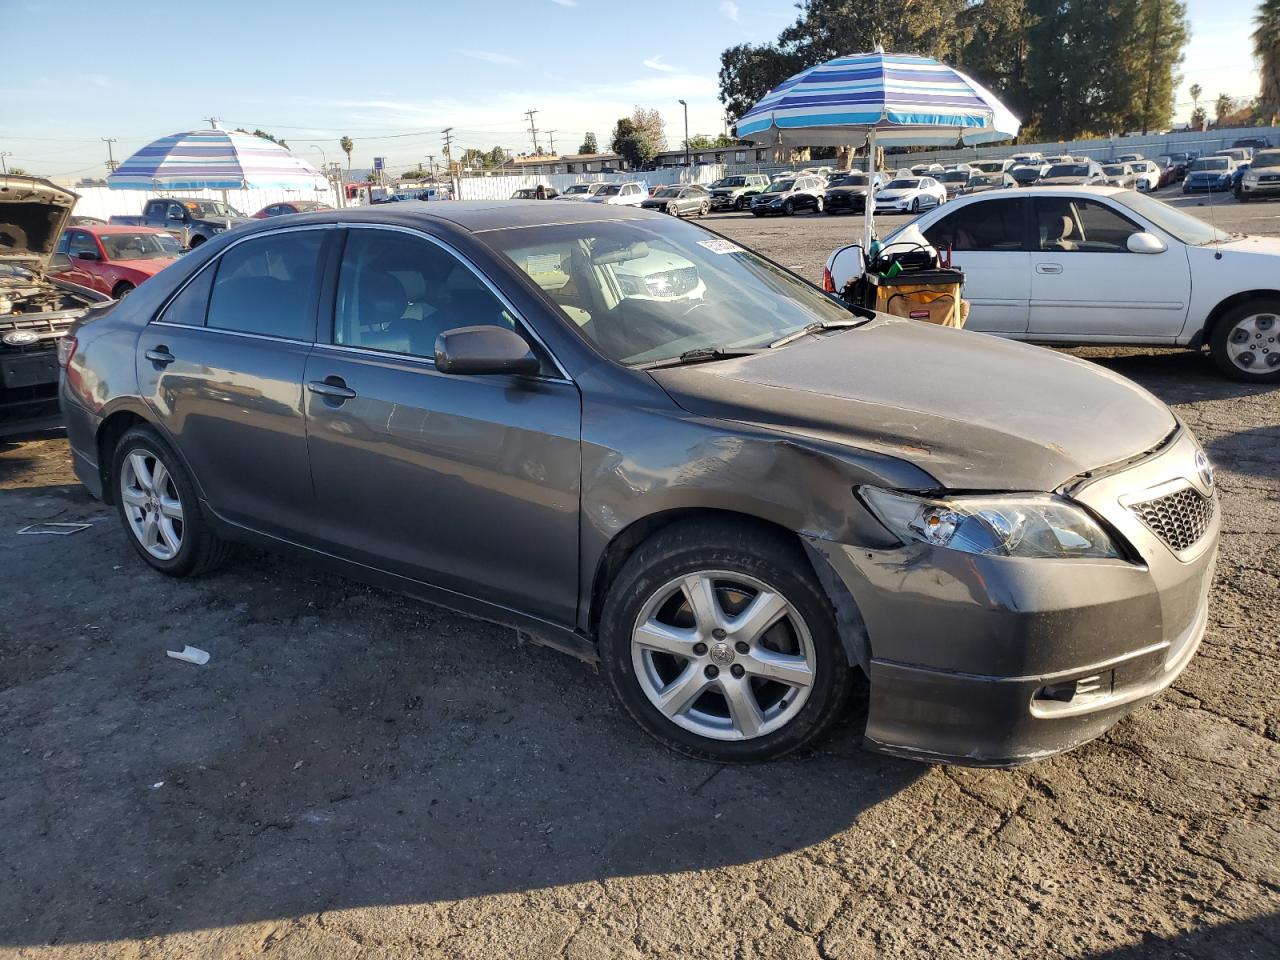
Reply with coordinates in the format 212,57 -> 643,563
1,351 -> 59,389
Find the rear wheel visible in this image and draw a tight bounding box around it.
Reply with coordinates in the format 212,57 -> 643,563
111,425 -> 234,576
1209,298 -> 1280,383
814,196 -> 824,213
111,281 -> 135,299
699,200 -> 710,217
598,520 -> 851,763
666,202 -> 679,217
735,196 -> 747,211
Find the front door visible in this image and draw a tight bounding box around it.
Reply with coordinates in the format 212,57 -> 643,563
921,197 -> 1030,337
303,226 -> 582,625
1027,196 -> 1190,339
139,227 -> 329,537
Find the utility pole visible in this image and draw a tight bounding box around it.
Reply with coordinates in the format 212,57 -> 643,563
0,152 -> 11,175
202,116 -> 221,130
547,130 -> 558,155
426,154 -> 436,180
524,109 -> 540,154
678,99 -> 690,175
101,137 -> 118,174
441,128 -> 457,197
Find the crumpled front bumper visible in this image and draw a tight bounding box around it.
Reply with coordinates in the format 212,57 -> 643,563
807,429 -> 1219,766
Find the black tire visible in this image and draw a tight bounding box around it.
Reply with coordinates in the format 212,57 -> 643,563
112,281 -> 135,299
1208,298 -> 1280,383
598,519 -> 852,763
910,197 -> 920,213
699,201 -> 710,217
782,199 -> 795,216
111,425 -> 235,577
188,235 -> 206,249
665,202 -> 679,217
735,196 -> 747,211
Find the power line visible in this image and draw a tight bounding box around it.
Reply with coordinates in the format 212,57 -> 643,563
524,109 -> 539,154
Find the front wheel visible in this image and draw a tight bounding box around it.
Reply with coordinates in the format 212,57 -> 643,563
598,520 -> 851,763
699,201 -> 710,217
111,425 -> 234,576
112,281 -> 135,299
1210,299 -> 1280,383
735,196 -> 747,211
782,199 -> 795,216
910,197 -> 920,213
666,202 -> 679,217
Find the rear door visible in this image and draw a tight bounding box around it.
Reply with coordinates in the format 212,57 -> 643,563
139,226 -> 330,537
921,197 -> 1030,337
1027,195 -> 1190,339
302,225 -> 582,625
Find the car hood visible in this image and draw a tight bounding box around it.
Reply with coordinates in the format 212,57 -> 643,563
875,190 -> 915,202
113,257 -> 178,277
0,176 -> 79,275
649,319 -> 1177,492
194,215 -> 252,227
826,185 -> 870,195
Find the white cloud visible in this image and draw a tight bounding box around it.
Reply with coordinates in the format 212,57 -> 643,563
456,49 -> 521,65
550,0 -> 577,5
719,0 -> 740,22
642,55 -> 678,74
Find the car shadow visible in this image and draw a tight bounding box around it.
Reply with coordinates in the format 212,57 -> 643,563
1084,913 -> 1280,959
0,529 -> 924,947
1205,426 -> 1280,480
1068,347 -> 1278,405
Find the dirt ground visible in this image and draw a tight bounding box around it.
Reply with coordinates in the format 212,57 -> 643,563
1,190 -> 1277,960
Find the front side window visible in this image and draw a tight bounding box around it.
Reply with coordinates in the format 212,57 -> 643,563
333,229 -> 515,359
923,199 -> 1025,251
1033,198 -> 1139,252
483,216 -> 854,367
206,230 -> 323,340
100,232 -> 180,261
67,231 -> 97,258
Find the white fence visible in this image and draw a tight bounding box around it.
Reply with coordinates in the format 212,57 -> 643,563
68,184 -> 343,221
457,166 -> 727,201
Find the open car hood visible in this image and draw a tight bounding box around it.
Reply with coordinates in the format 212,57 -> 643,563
0,176 -> 79,276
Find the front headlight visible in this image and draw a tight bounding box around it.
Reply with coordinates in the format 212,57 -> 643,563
1244,173 -> 1260,185
859,487 -> 1123,560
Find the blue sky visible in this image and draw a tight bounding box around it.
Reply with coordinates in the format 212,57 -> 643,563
0,0 -> 1261,181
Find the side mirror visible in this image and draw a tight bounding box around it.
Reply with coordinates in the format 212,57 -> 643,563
434,325 -> 540,376
1127,232 -> 1167,254
76,250 -> 101,261
827,243 -> 866,294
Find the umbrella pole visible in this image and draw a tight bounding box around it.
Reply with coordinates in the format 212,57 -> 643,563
863,128 -> 876,257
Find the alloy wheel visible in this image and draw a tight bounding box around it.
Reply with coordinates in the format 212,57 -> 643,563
630,571 -> 815,741
1225,313 -> 1280,373
120,449 -> 185,560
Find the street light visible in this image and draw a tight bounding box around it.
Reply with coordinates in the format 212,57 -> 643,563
678,99 -> 690,175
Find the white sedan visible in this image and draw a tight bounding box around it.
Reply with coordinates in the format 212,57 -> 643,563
585,182 -> 648,206
829,186 -> 1280,382
872,176 -> 947,214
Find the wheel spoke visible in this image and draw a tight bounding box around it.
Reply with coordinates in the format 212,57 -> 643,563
656,665 -> 711,718
719,676 -> 764,738
151,460 -> 171,497
142,513 -> 160,548
634,619 -> 697,657
120,486 -> 148,509
158,495 -> 183,521
129,452 -> 154,492
729,590 -> 789,644
741,647 -> 813,689
157,516 -> 181,554
681,574 -> 725,634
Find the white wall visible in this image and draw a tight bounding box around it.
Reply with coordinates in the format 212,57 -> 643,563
69,184 -> 342,221
457,166 -> 726,201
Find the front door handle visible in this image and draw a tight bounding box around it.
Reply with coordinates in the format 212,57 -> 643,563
307,377 -> 357,401
144,346 -> 175,365
1036,263 -> 1064,275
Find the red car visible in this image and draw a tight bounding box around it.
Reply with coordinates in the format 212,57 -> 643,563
53,225 -> 181,299
251,200 -> 334,218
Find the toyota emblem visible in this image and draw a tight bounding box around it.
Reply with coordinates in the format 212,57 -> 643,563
1194,450 -> 1214,492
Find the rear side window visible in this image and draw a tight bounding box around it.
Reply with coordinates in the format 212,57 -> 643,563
159,265 -> 216,327
206,230 -> 323,340
924,200 -> 1026,251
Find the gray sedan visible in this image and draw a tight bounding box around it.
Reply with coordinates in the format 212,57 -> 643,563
59,202 -> 1218,766
640,185 -> 711,218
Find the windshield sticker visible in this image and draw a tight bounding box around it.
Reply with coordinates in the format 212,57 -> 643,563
526,252 -> 563,273
697,239 -> 743,255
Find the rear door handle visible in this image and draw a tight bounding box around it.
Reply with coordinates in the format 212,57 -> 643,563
307,378 -> 357,401
144,346 -> 175,365
1036,263 -> 1064,275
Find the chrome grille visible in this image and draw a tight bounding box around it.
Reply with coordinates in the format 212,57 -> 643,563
1130,486 -> 1215,552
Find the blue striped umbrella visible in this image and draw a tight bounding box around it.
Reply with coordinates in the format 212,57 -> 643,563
737,49 -> 1020,250
108,128 -> 328,191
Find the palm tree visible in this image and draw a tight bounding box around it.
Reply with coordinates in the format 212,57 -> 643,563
1256,0 -> 1280,121
340,136 -> 354,171
1215,93 -> 1234,125
1188,83 -> 1202,111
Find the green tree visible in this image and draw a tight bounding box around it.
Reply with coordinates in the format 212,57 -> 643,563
686,134 -> 716,150
1190,105 -> 1207,129
487,146 -> 508,167
718,42 -> 804,120
578,131 -> 599,154
340,136 -> 354,171
460,147 -> 488,169
958,0 -> 1032,129
1215,93 -> 1234,124
8,166 -> 28,176
1128,0 -> 1189,135
235,127 -> 288,149
1256,0 -> 1280,121
610,108 -> 666,168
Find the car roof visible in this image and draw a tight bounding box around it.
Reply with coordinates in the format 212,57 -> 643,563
72,224 -> 173,236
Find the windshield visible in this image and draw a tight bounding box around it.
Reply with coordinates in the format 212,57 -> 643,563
1191,158 -> 1228,171
1102,165 -> 1125,175
715,177 -> 746,187
563,185 -> 592,195
941,171 -> 968,182
830,175 -> 868,187
484,218 -> 853,366
1252,150 -> 1280,168
972,161 -> 1004,173
884,179 -> 920,190
1111,191 -> 1230,245
184,201 -> 243,218
763,180 -> 794,193
599,185 -> 622,196
1046,164 -> 1090,177
100,232 -> 181,260
1011,167 -> 1041,179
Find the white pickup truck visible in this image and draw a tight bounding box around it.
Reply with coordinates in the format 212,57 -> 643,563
828,186 -> 1280,383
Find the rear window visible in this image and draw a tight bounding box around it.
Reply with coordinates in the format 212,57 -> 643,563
1046,164 -> 1090,177
206,231 -> 323,341
1192,158 -> 1228,171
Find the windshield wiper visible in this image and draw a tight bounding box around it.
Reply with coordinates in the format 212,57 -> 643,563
769,317 -> 867,349
638,346 -> 763,370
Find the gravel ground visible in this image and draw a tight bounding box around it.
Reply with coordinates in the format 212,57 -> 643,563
1,189 -> 1277,960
